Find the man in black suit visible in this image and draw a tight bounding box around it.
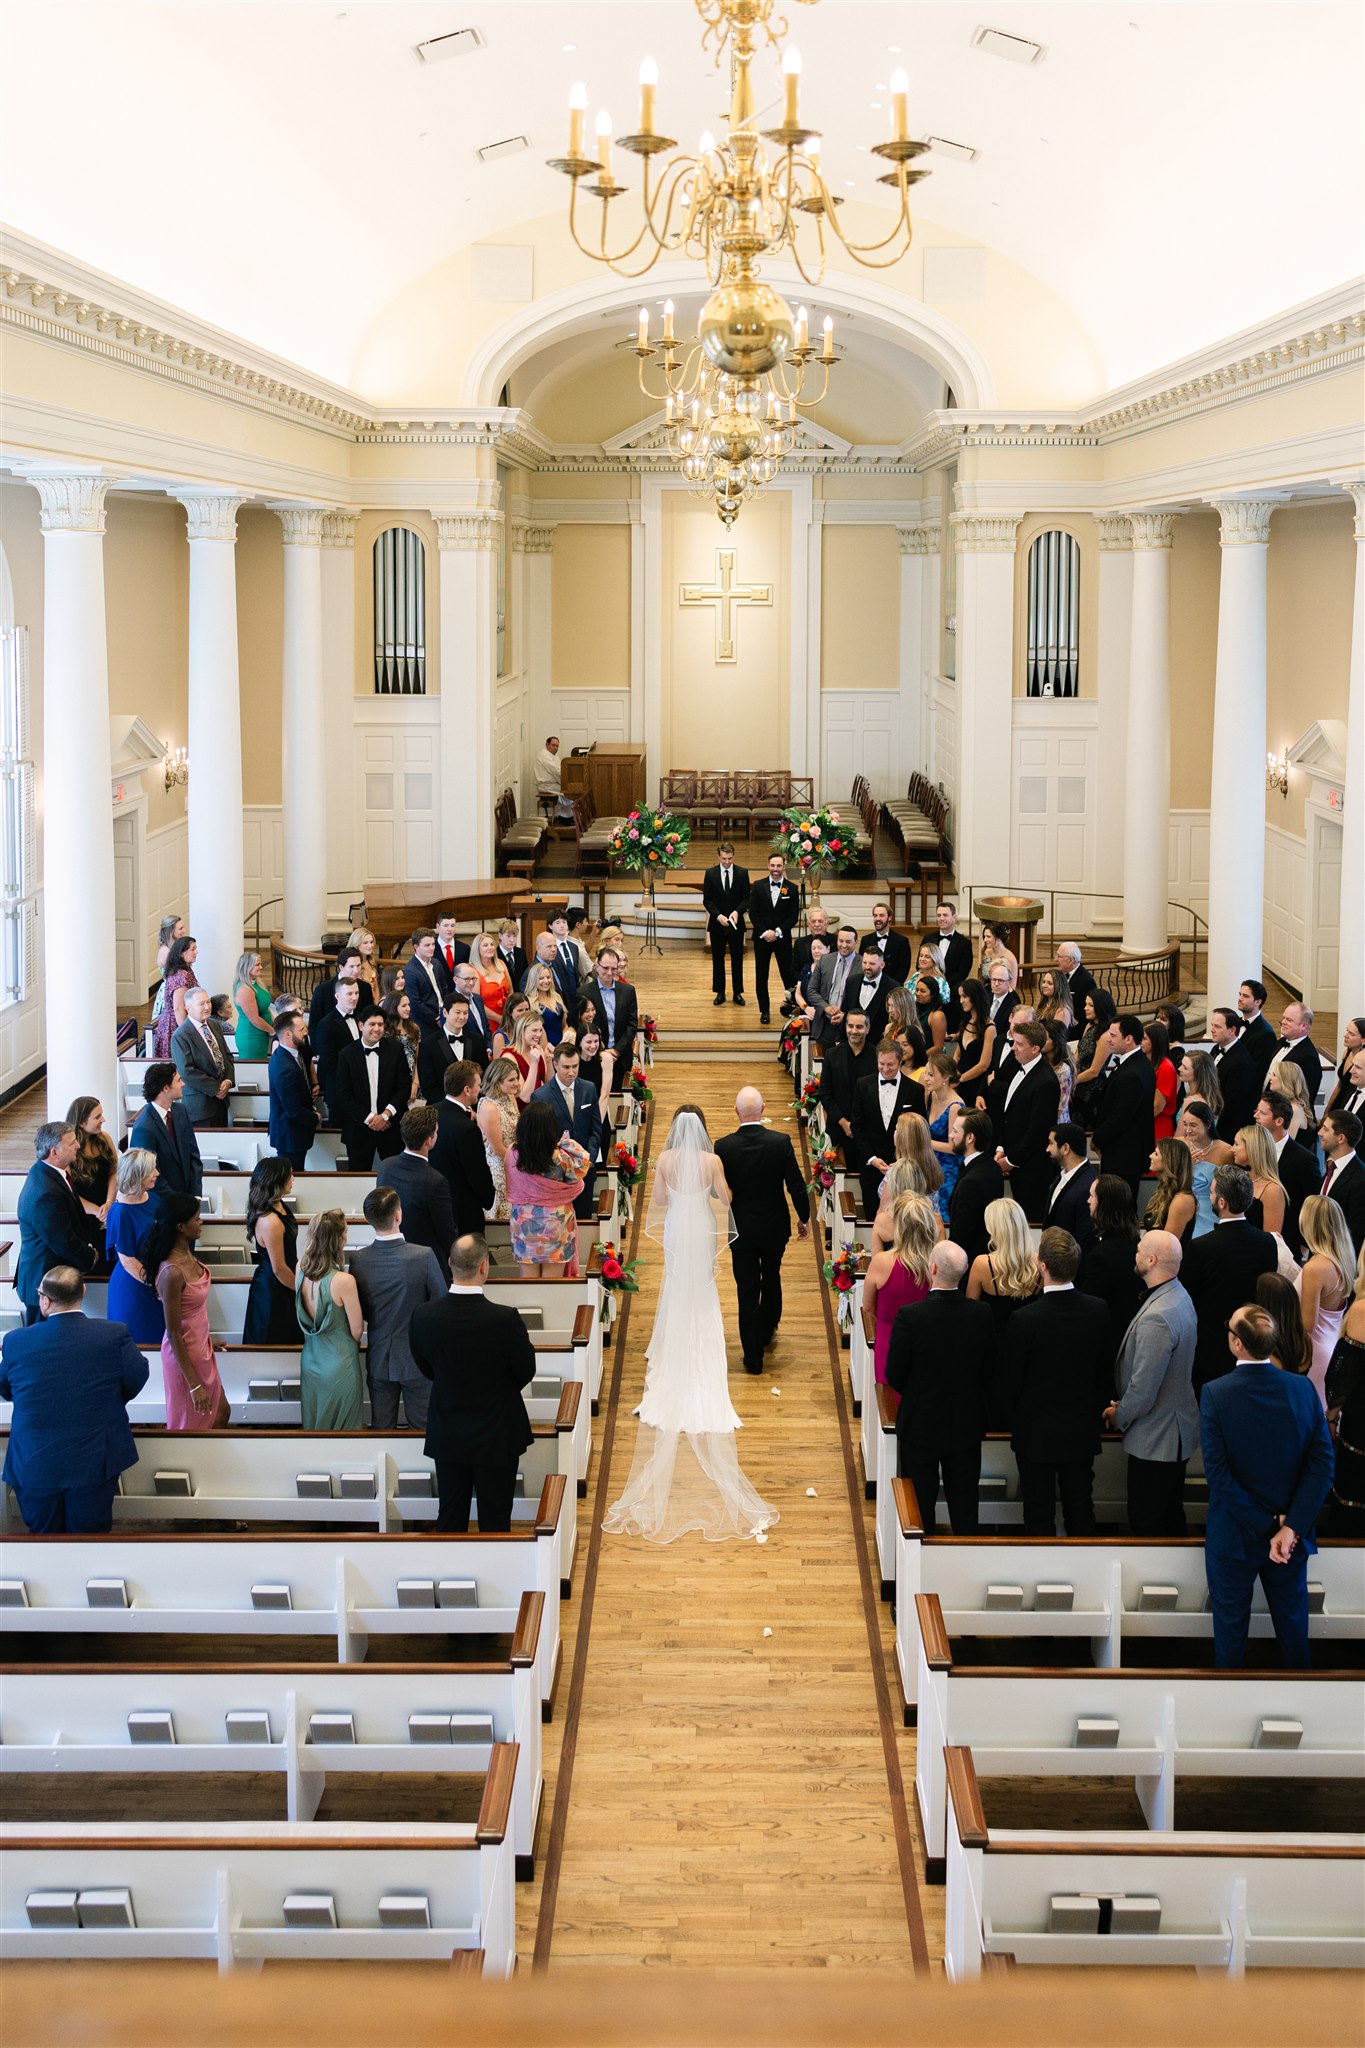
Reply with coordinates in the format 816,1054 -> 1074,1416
1327,1045 -> 1365,1125
818,1010 -> 875,1165
432,914 -> 470,1001
1320,1109 -> 1365,1257
378,1105 -> 456,1281
1044,1123 -> 1096,1250
1209,1007 -> 1258,1143
334,1010 -> 408,1169
806,926 -> 860,1047
858,902 -> 911,984
919,901 -> 973,1031
1236,978 -> 1277,1092
1273,1001 -> 1323,1108
1181,1163 -> 1277,1392
495,921 -> 527,991
748,854 -> 800,1025
847,947 -> 892,1044
452,963 -> 496,1061
313,979 -> 363,1120
128,1062 -> 203,1202
171,986 -> 236,1127
884,1241 -> 992,1534
533,1041 -> 604,1222
993,1018 -> 1062,1223
430,1061 -> 496,1240
852,1040 -> 927,1220
545,914 -> 585,1008
307,948 -> 373,1040
15,1122 -> 97,1323
714,1086 -> 811,1373
409,1232 -> 536,1532
1054,942 -> 1097,1041
418,994 -> 485,1104
1004,1228 -> 1114,1534
947,1109 -> 1004,1269
1255,1087 -> 1322,1259
405,928 -> 448,1032
575,947 -> 638,1068
701,842 -> 749,1005
1090,1014 -> 1155,1200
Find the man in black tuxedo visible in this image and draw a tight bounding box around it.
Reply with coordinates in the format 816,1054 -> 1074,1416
405,928 -> 449,1033
1054,942 -> 1097,1041
847,947 -> 892,1044
701,841 -> 749,1005
852,1040 -> 927,1220
378,1105 -> 456,1281
714,1086 -> 811,1373
545,914 -> 585,1008
818,1010 -> 875,1164
129,1062 -> 203,1202
1236,978 -> 1277,1092
495,922 -> 527,991
1181,1163 -> 1277,1392
748,854 -> 799,1024
1090,1014 -> 1155,1200
884,1241 -> 992,1534
919,901 -> 973,1031
171,986 -> 237,1128
409,1233 -> 536,1532
1004,1228 -> 1114,1534
1208,1007 -> 1258,1144
533,1041 -> 605,1221
334,1010 -> 408,1169
993,1018 -> 1062,1222
307,948 -> 373,1039
430,1061 -> 496,1240
432,914 -> 470,1001
1273,1001 -> 1323,1107
1044,1123 -> 1096,1250
452,963 -> 496,1061
575,947 -> 638,1068
313,979 -> 363,1120
1327,1044 -> 1365,1124
1321,1109 -> 1365,1257
806,925 -> 860,1047
418,994 -> 485,1104
15,1122 -> 97,1323
947,1109 -> 1004,1269
858,902 -> 911,984
1255,1088 -> 1322,1259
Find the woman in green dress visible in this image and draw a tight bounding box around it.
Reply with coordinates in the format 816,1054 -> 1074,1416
295,1208 -> 364,1428
233,950 -> 274,1060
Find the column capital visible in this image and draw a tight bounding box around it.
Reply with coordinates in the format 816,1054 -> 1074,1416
897,522 -> 939,557
434,510 -> 502,552
31,471 -> 109,534
1095,513 -> 1133,551
1210,495 -> 1286,546
510,522 -> 555,556
949,511 -> 1020,554
319,510 -> 360,549
1340,478 -> 1365,540
177,492 -> 242,543
268,503 -> 329,547
1128,511 -> 1178,552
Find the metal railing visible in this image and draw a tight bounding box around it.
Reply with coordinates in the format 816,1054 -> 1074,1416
964,885 -> 1206,998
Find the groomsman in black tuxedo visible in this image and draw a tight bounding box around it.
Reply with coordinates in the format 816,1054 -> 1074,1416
818,1010 -> 875,1164
1320,1110 -> 1365,1257
919,901 -> 973,1029
1089,1014 -> 1155,1201
418,994 -> 485,1104
747,854 -> 799,1024
1236,979 -> 1277,1092
1273,1001 -> 1323,1106
313,979 -> 363,1120
430,1062 -> 496,1241
1208,1007 -> 1259,1144
307,948 -> 374,1040
452,963 -> 496,1061
947,1109 -> 1004,1268
701,842 -> 749,1005
858,902 -> 912,985
852,1040 -> 927,1220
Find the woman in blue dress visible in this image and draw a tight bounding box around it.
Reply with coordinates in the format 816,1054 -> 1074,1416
105,1147 -> 165,1342
922,1048 -> 964,1226
1176,1098 -> 1230,1237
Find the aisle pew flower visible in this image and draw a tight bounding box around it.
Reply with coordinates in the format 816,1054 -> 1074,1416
807,1143 -> 839,1227
592,1239 -> 641,1328
626,1063 -> 653,1104
639,1011 -> 659,1067
823,1243 -> 865,1334
791,1076 -> 822,1126
612,1140 -> 644,1220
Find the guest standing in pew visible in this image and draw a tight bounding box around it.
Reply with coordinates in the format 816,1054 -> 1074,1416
66,1096 -> 118,1266
574,946 -> 638,1068
1209,1007 -> 1259,1144
1323,1020 -> 1365,1120
105,1148 -> 165,1344
477,1056 -> 524,1223
1102,1229 -> 1199,1536
1089,1013 -> 1156,1202
15,1120 -> 98,1324
1004,1228 -> 1114,1535
1078,1175 -> 1143,1349
432,1060 -> 498,1239
817,1009 -> 875,1162
1255,1087 -> 1322,1259
859,902 -> 912,985
295,1208 -> 364,1430
506,1102 -> 589,1281
1143,1137 -> 1197,1248
417,994 -> 485,1105
860,1192 -> 937,1393
1255,1272 -> 1311,1377
1273,1001 -> 1323,1108
147,1192 -> 230,1431
409,1232 -> 536,1533
851,1040 -> 927,1223
241,1156 -> 298,1346
351,1186 -> 447,1431
1043,1123 -> 1096,1248
1200,1303 -> 1334,1668
0,1266 -> 147,1533
233,950 -> 274,1061
1298,1194 -> 1355,1408
334,1010 -> 408,1171
128,1063 -> 203,1204
1320,1109 -> 1365,1257
946,1110 -> 1004,1271
313,978 -> 363,1120
307,947 -> 374,1041
1324,1248 -> 1365,1535
172,985 -> 236,1128
1236,979 -> 1278,1092
1182,1165 -> 1278,1393
991,1018 -> 1061,1223
267,1011 -> 319,1173
884,1241 -> 992,1535
534,1040 -> 604,1223
378,1106 -> 458,1283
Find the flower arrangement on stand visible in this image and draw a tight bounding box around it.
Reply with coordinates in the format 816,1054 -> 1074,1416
639,1012 -> 659,1068
605,808 -> 692,900
807,1143 -> 839,1227
612,1140 -> 644,1221
593,1239 -> 641,1329
626,1063 -> 653,1104
823,1243 -> 865,1333
771,804 -> 856,904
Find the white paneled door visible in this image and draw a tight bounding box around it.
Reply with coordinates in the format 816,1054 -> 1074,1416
1010,702 -> 1098,928
820,691 -> 899,801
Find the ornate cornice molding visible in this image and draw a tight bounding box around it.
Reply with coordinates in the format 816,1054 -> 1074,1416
896,523 -> 939,556
269,503 -> 328,547
177,491 -> 241,543
1128,511 -> 1177,551
31,470 -> 109,533
320,510 -> 360,549
1211,495 -> 1284,546
510,522 -> 555,555
1095,513 -> 1132,551
434,510 -> 502,552
949,511 -> 1021,554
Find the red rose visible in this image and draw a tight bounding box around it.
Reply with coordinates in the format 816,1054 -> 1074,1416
834,1271 -> 854,1292
602,1257 -> 623,1280
830,839 -> 841,851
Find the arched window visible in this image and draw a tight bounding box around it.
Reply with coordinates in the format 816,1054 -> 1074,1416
373,526 -> 426,694
0,547 -> 36,1006
1025,529 -> 1080,697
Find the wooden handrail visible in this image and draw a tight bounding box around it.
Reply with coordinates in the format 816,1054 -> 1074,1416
946,1745 -> 989,1849
533,1473 -> 566,1536
509,1590 -> 544,1669
554,1381 -> 582,1431
915,1593 -> 953,1671
892,1475 -> 923,1538
571,1304 -> 595,1347
474,1740 -> 519,1846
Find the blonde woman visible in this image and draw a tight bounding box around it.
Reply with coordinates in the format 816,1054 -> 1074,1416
295,1209 -> 364,1429
871,1160 -> 928,1253
861,1191 -> 938,1391
1268,1058 -> 1318,1151
346,927 -> 382,1006
477,1055 -> 523,1220
471,931 -> 514,1029
233,951 -> 274,1060
509,1010 -> 552,1100
529,961 -> 568,1047
597,925 -> 630,980
1232,1122 -> 1287,1241
965,1196 -> 1041,1340
1299,1193 -> 1355,1409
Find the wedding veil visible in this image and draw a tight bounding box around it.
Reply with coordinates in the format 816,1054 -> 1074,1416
644,1108 -> 737,1252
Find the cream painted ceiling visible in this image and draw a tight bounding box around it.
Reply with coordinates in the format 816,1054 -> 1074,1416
3,0 -> 1361,396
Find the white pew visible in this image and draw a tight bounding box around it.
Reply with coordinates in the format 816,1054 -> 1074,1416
0,1505 -> 567,1714
122,1056 -> 272,1094
944,1745 -> 1365,1979
0,1656 -> 543,1878
486,1271 -> 604,1408
914,1593 -> 1365,1873
0,1802 -> 516,1974
891,1481 -> 1365,1716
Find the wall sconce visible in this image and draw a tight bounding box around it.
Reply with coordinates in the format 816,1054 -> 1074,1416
164,745 -> 188,793
1265,749 -> 1289,798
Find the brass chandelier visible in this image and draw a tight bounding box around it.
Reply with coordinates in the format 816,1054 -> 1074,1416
547,0 -> 930,525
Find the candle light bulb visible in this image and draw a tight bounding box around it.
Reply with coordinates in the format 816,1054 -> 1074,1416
795,304 -> 809,350
638,55 -> 658,134
638,55 -> 658,85
568,81 -> 588,158
595,108 -> 613,176
808,136 -> 821,169
822,315 -> 834,360
637,306 -> 649,347
663,298 -> 675,341
782,44 -> 802,125
698,128 -> 716,157
890,66 -> 908,141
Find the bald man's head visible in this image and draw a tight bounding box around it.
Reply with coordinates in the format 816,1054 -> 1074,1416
929,1242 -> 968,1290
735,1087 -> 765,1124
1136,1228 -> 1182,1286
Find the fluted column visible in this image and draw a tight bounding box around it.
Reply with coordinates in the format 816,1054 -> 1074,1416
514,523 -> 555,814
951,511 -> 1020,898
1121,512 -> 1176,954
1341,482 -> 1365,1022
178,493 -> 244,994
269,504 -> 329,949
32,472 -> 118,1120
1205,496 -> 1283,1005
320,511 -> 358,903
435,509 -> 500,875
1093,515 -> 1134,928
897,522 -> 940,791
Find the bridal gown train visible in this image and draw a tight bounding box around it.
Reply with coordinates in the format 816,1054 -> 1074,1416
603,1141 -> 779,1545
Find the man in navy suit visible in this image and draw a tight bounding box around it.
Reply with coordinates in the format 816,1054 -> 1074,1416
15,1122 -> 98,1323
546,914 -> 585,1007
534,1040 -> 604,1222
1200,1302 -> 1333,1667
128,1063 -> 203,1204
267,1012 -> 318,1171
405,927 -> 448,1032
0,1265 -> 148,1530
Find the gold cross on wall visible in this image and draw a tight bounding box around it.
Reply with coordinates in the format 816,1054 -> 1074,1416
679,547 -> 773,664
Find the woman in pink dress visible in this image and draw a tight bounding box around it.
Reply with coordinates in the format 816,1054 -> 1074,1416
860,1191 -> 939,1392
149,1192 -> 229,1430
151,935 -> 200,1059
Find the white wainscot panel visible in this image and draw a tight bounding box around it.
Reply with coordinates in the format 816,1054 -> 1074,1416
494,675 -> 523,810
820,692 -> 899,802
242,807 -> 284,924
1167,809 -> 1210,924
1009,701 -> 1098,911
144,818 -> 188,972
1263,823 -> 1306,990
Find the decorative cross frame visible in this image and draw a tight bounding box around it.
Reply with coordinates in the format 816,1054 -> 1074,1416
678,547 -> 772,663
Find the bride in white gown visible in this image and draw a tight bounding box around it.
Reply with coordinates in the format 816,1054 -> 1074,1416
603,1105 -> 779,1544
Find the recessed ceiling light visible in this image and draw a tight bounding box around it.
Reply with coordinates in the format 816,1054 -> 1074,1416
844,179 -> 855,187
477,133 -> 528,163
970,24 -> 1045,64
929,135 -> 978,163
563,42 -> 575,51
869,101 -> 881,109
888,44 -> 901,53
415,25 -> 485,63
875,81 -> 886,90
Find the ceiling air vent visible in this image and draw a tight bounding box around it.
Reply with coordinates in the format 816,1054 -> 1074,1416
970,25 -> 1044,64
929,136 -> 978,164
415,26 -> 485,64
477,135 -> 528,164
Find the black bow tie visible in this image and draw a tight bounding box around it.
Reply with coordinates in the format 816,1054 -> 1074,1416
364,1047 -> 378,1057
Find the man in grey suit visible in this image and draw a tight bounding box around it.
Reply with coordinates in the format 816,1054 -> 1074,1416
171,986 -> 236,1127
1103,1228 -> 1199,1536
806,924 -> 860,1047
350,1184 -> 447,1429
